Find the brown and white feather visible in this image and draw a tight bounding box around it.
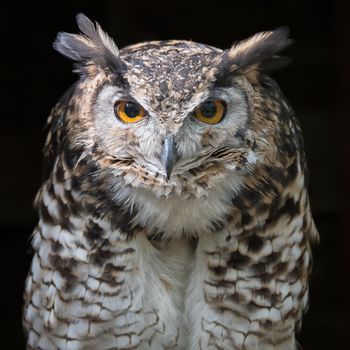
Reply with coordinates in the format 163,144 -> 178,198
23,13 -> 317,350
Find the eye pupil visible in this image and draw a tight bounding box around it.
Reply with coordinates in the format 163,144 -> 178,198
114,100 -> 145,123
124,102 -> 140,118
194,100 -> 226,124
201,101 -> 217,118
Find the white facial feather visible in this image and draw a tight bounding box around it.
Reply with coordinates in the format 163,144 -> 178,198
93,83 -> 249,180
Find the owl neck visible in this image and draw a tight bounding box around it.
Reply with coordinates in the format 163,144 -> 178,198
36,145 -> 306,241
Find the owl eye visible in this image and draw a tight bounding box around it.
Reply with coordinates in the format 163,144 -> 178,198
194,100 -> 226,124
114,100 -> 145,123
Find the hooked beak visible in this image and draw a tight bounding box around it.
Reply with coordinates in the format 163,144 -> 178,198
161,136 -> 178,180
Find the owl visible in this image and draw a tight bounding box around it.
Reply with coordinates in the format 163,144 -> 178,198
23,13 -> 318,350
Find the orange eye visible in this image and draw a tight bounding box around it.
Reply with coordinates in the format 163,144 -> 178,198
194,100 -> 226,124
114,100 -> 145,123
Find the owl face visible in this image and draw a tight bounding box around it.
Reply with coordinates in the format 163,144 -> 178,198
92,44 -> 250,181
54,14 -> 292,198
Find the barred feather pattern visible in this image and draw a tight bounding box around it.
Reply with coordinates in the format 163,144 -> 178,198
23,14 -> 318,350
23,106 -> 316,349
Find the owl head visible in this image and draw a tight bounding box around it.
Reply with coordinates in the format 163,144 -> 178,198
52,14 -> 293,200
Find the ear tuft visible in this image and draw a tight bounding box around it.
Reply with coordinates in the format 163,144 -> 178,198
53,13 -> 125,74
224,27 -> 293,74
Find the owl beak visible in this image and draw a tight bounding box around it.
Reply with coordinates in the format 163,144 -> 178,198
161,136 -> 178,180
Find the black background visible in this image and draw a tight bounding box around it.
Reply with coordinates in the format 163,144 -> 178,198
2,1 -> 349,348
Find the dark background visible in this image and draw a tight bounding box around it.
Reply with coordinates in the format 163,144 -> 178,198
2,0 -> 349,348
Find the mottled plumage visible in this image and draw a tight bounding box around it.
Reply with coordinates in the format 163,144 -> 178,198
23,13 -> 318,350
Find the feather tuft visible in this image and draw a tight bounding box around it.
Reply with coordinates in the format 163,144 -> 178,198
216,27 -> 293,83
53,13 -> 125,75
